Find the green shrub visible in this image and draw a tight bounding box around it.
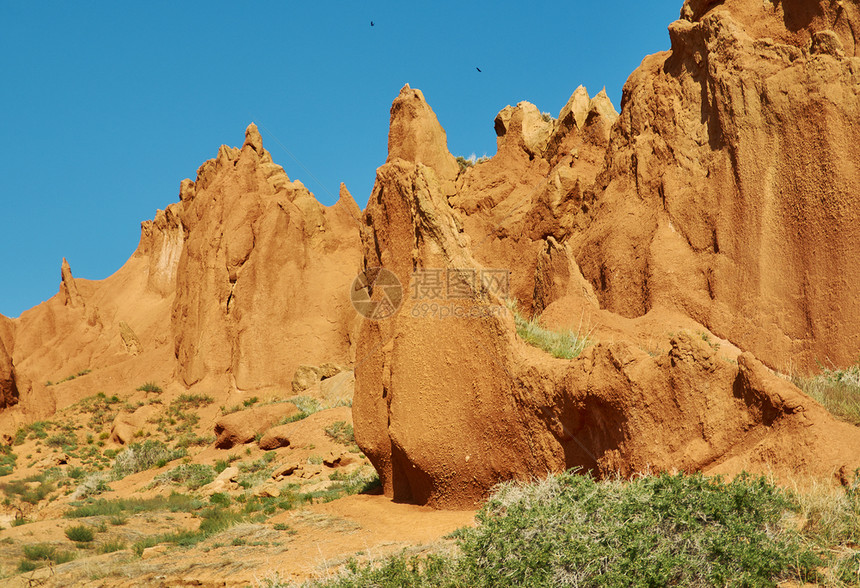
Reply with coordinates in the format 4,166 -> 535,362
22,543 -> 75,565
454,154 -> 489,172
112,440 -> 185,478
46,432 -> 77,448
209,492 -> 231,507
136,382 -> 162,393
97,539 -> 127,554
0,445 -> 16,476
315,471 -> 823,587
65,492 -> 202,518
64,524 -> 94,543
173,393 -> 214,409
130,506 -> 246,556
278,396 -> 322,425
2,473 -> 56,504
155,463 -> 216,490
324,421 -> 355,445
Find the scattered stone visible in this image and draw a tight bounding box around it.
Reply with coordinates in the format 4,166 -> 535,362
253,484 -> 281,498
258,425 -> 291,450
271,463 -> 299,479
214,403 -> 299,449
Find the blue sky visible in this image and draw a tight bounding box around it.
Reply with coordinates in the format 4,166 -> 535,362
0,1 -> 681,318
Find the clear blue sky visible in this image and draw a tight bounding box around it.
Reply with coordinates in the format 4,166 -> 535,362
0,1 -> 681,318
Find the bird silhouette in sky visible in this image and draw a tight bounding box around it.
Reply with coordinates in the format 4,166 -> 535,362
370,21 -> 375,26
476,67 -> 482,72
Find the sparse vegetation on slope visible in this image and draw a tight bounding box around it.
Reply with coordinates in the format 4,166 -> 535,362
136,381 -> 162,393
509,302 -> 591,360
311,471 -> 860,587
793,363 -> 860,426
111,440 -> 186,478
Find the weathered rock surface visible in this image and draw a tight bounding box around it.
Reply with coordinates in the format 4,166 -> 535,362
353,7 -> 860,505
4,0 -> 860,515
0,123 -> 363,434
172,124 -> 363,391
572,0 -> 860,371
0,316 -> 17,410
110,404 -> 162,445
214,402 -> 299,449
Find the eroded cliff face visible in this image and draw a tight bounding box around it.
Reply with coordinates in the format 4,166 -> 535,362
171,124 -> 363,391
353,77 -> 860,508
0,124 -> 363,429
4,0 -> 860,511
0,316 -> 17,410
573,0 -> 860,371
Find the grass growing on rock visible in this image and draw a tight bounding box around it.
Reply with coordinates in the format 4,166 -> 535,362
508,302 -> 591,360
793,363 -> 860,426
309,471 -> 860,587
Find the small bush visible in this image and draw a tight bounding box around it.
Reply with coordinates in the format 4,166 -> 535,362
64,524 -> 94,543
324,421 -> 355,445
209,492 -> 231,507
97,539 -> 127,554
136,382 -> 162,393
278,397 -> 323,425
112,440 -> 185,478
46,432 -> 77,448
66,492 -> 203,519
0,445 -> 16,476
155,464 -> 216,490
2,474 -> 56,504
454,154 -> 490,172
71,473 -> 110,499
22,543 -> 75,564
173,393 -> 214,409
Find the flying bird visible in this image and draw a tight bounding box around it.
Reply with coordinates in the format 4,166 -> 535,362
476,67 -> 482,72
370,21 -> 374,26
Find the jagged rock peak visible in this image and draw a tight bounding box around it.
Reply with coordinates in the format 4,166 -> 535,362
386,84 -> 459,190
494,101 -> 554,158
337,183 -> 362,219
60,257 -> 82,308
179,178 -> 196,203
244,122 -> 263,152
587,88 -> 618,125
559,85 -> 591,129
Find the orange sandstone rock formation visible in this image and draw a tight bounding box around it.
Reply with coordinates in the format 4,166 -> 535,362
3,0 -> 860,513
0,124 -> 362,433
353,0 -> 860,507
